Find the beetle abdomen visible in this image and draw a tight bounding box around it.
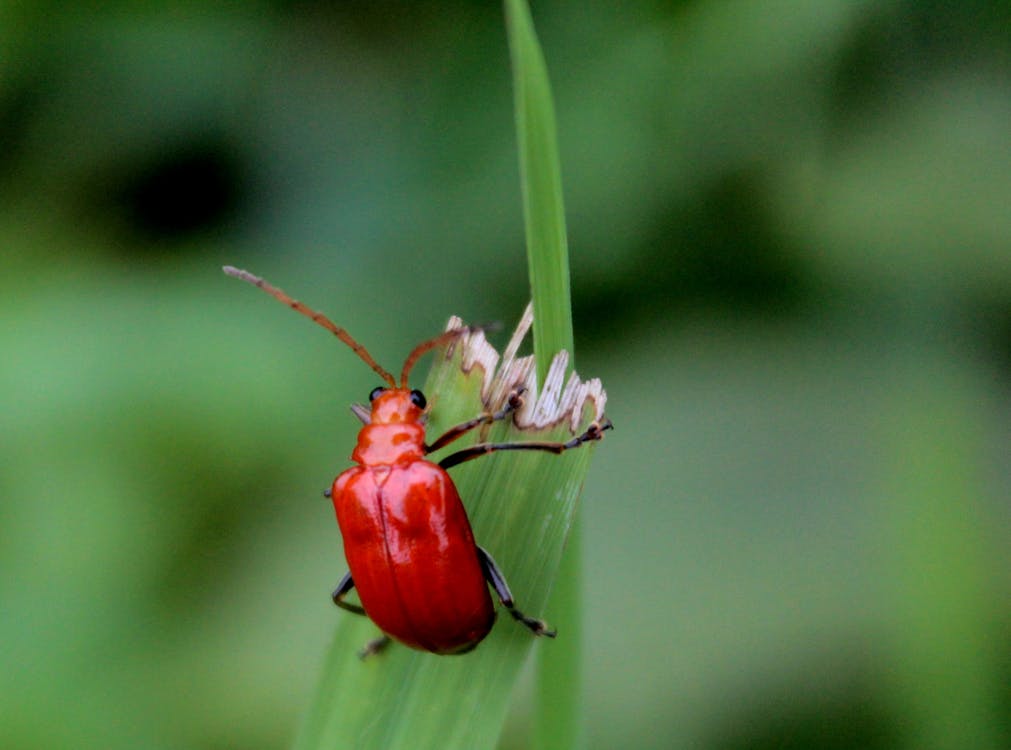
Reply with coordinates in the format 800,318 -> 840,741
333,462 -> 495,654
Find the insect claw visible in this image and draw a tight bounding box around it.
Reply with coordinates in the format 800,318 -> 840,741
358,635 -> 392,659
510,610 -> 556,638
588,418 -> 614,440
506,387 -> 526,412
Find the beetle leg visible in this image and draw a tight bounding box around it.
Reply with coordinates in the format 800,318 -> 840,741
439,418 -> 612,470
349,402 -> 371,425
358,635 -> 392,659
477,546 -> 556,638
331,571 -> 367,615
333,574 -> 393,658
425,388 -> 526,453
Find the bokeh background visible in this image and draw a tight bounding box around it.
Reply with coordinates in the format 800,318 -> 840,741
2,2 -> 1009,749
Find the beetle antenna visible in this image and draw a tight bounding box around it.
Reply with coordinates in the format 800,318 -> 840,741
399,328 -> 473,388
224,266 -> 397,387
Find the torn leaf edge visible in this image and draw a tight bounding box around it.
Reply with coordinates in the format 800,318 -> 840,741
444,303 -> 607,433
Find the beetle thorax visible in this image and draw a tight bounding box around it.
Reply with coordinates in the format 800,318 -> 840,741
351,389 -> 426,466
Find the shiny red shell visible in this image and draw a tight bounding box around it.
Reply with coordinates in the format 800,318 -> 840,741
330,388 -> 495,654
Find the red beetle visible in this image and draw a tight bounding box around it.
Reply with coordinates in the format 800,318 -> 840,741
225,267 -> 611,655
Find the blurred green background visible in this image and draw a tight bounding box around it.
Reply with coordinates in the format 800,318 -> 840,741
2,2 -> 1009,749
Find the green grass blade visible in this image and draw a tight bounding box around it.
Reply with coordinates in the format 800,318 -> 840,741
505,0 -> 574,376
532,522 -> 585,750
505,3 -> 584,748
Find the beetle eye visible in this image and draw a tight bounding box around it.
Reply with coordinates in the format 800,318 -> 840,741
369,386 -> 386,402
410,389 -> 427,409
